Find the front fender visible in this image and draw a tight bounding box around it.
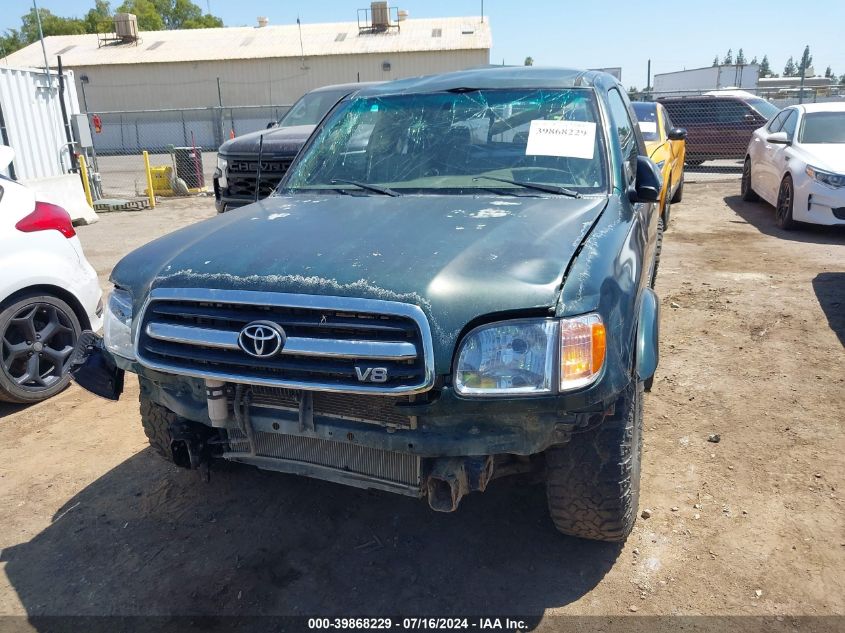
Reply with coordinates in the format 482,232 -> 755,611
635,287 -> 660,381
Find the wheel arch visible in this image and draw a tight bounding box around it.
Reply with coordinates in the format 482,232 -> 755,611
0,284 -> 92,330
634,287 -> 660,382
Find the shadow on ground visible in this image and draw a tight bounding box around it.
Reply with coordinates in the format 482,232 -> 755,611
0,401 -> 32,420
1,449 -> 620,627
724,195 -> 845,244
813,272 -> 845,348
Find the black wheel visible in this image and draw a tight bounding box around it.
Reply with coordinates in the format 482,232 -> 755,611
650,217 -> 664,289
0,293 -> 81,404
741,157 -> 759,202
140,393 -> 178,462
545,380 -> 644,541
671,174 -> 684,204
662,189 -> 672,230
776,175 -> 797,230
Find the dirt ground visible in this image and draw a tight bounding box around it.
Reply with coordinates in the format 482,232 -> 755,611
0,183 -> 843,631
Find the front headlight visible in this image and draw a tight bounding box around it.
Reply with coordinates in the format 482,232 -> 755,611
806,165 -> 845,188
216,155 -> 228,188
454,314 -> 606,396
103,287 -> 135,360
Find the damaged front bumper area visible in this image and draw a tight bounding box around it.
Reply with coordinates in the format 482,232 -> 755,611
71,333 -> 610,511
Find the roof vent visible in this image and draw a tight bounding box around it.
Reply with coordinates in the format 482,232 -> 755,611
371,2 -> 389,29
431,28 -> 442,38
335,32 -> 347,42
257,16 -> 269,28
113,13 -> 139,42
398,9 -> 408,21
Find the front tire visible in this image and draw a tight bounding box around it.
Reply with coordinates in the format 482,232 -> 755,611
776,175 -> 797,230
545,380 -> 644,541
741,157 -> 759,202
0,293 -> 81,404
140,393 -> 179,463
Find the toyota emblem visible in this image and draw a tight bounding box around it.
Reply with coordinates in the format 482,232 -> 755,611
238,321 -> 286,358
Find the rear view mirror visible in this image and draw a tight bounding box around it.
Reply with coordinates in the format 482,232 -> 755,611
266,121 -> 278,129
766,132 -> 790,145
668,127 -> 687,141
628,156 -> 662,203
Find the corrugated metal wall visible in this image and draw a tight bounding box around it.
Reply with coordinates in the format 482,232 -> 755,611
0,66 -> 81,180
72,49 -> 490,111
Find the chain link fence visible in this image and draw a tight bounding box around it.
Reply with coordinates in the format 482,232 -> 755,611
630,86 -> 844,182
83,104 -> 290,199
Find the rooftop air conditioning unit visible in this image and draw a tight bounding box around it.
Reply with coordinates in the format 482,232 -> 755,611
113,13 -> 139,41
371,2 -> 389,30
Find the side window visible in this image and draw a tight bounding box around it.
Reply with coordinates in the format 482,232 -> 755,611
781,110 -> 798,140
716,100 -> 746,123
661,108 -> 673,134
606,88 -> 638,182
767,110 -> 788,132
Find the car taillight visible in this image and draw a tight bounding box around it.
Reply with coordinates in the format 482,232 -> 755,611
15,201 -> 76,238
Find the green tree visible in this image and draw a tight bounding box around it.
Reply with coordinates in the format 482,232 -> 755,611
759,54 -> 771,77
150,0 -> 223,29
20,8 -> 87,42
723,48 -> 733,65
824,66 -> 832,78
115,0 -> 165,30
783,56 -> 797,77
750,56 -> 758,65
736,48 -> 746,64
84,0 -> 112,33
712,55 -> 719,67
524,56 -> 534,66
798,45 -> 812,76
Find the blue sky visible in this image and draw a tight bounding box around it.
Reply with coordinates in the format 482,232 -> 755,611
3,0 -> 845,86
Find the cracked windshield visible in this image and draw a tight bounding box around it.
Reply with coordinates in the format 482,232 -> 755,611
283,88 -> 608,195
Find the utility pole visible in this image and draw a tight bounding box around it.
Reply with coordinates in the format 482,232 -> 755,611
481,0 -> 484,23
646,59 -> 651,95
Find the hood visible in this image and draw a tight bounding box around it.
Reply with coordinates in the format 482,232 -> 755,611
113,194 -> 607,367
218,124 -> 315,156
799,144 -> 845,173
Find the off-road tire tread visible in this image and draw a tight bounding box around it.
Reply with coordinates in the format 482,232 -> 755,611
140,394 -> 178,463
650,217 -> 664,289
545,381 -> 643,541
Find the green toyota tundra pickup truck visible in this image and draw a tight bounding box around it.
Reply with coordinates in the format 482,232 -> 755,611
73,67 -> 663,541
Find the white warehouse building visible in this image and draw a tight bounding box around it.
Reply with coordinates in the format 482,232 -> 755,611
4,8 -> 492,112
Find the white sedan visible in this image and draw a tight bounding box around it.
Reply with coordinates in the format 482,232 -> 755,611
742,102 -> 845,229
0,146 -> 102,404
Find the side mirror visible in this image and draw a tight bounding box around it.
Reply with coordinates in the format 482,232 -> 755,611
266,121 -> 277,129
628,155 -> 662,203
667,127 -> 687,141
744,113 -> 757,122
766,131 -> 790,145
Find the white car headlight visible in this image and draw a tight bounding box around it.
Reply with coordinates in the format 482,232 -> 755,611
216,155 -> 228,188
806,165 -> 845,188
454,314 -> 606,396
103,288 -> 136,360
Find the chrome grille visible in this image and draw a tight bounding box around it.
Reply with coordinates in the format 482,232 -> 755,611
227,428 -> 421,488
136,288 -> 435,394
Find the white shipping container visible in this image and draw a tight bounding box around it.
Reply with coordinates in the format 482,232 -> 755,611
653,64 -> 760,97
0,65 -> 81,180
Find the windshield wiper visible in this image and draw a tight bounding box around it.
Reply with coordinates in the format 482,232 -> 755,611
472,176 -> 582,198
330,179 -> 401,197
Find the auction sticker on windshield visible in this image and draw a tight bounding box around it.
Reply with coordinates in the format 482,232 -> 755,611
525,120 -> 596,159
638,121 -> 657,134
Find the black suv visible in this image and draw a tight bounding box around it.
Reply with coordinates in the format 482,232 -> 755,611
658,94 -> 779,165
213,82 -> 379,212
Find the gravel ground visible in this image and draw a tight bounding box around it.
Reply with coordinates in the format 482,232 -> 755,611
0,183 -> 843,632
